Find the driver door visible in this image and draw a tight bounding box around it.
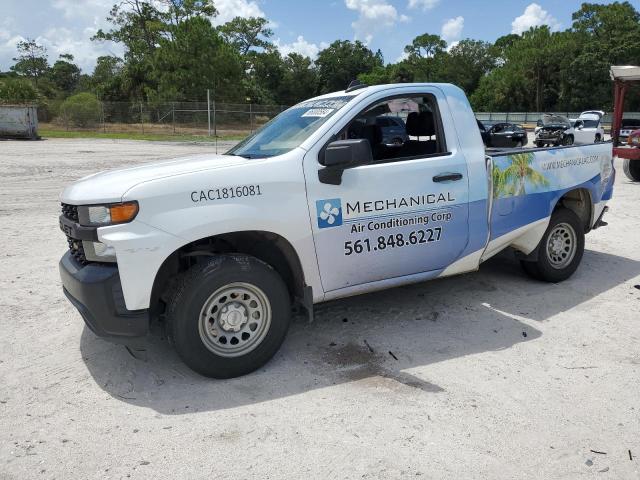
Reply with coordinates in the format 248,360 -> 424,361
303,90 -> 471,294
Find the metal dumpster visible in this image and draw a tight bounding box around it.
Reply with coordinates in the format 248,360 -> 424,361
0,105 -> 39,139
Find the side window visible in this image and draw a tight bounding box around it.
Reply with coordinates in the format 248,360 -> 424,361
341,94 -> 446,163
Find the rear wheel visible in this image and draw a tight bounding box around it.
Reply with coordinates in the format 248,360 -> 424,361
520,208 -> 585,283
623,158 -> 640,182
515,140 -> 523,148
594,134 -> 602,143
166,255 -> 291,378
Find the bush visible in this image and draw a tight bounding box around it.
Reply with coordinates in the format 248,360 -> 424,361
61,93 -> 102,127
0,77 -> 38,103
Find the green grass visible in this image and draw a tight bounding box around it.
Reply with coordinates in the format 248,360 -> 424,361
39,129 -> 246,142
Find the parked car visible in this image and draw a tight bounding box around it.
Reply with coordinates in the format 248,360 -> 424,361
619,118 -> 640,145
58,83 -> 615,378
573,111 -> 605,144
535,111 -> 605,145
376,116 -> 409,146
535,114 -> 576,147
478,120 -> 528,148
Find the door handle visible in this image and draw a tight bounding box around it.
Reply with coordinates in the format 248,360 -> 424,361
433,173 -> 463,183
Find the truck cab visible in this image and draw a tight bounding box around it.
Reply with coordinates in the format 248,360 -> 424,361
59,83 -> 615,378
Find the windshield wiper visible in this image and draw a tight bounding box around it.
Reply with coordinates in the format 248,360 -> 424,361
228,153 -> 274,159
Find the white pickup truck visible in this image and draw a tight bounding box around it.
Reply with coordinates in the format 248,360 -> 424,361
59,83 -> 615,378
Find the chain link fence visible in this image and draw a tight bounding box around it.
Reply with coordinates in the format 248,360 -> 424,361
6,97 -> 640,137
34,100 -> 291,137
475,111 -> 640,127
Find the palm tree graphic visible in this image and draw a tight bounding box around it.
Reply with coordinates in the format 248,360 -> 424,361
493,152 -> 549,198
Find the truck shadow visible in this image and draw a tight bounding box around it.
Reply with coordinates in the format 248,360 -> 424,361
80,248 -> 640,414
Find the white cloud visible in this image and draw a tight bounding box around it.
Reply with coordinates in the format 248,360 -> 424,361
211,0 -> 267,25
37,27 -> 124,72
441,16 -> 464,44
511,3 -> 561,35
276,36 -> 328,60
408,0 -> 440,11
345,0 -> 410,44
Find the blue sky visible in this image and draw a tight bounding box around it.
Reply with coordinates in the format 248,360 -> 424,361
0,0 -> 621,72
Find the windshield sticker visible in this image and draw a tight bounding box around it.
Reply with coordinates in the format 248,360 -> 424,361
296,97 -> 352,110
302,108 -> 335,118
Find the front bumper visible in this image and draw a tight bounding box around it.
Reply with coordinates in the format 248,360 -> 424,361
59,251 -> 149,343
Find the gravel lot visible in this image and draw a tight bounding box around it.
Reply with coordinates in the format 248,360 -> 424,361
1,138 -> 639,480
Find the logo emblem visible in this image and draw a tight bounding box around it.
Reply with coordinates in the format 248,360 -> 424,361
316,198 -> 343,229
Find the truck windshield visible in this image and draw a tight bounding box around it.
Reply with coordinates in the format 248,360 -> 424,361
227,96 -> 354,158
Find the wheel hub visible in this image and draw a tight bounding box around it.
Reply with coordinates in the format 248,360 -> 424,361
198,282 -> 272,358
219,302 -> 248,332
546,222 -> 577,269
550,235 -> 565,255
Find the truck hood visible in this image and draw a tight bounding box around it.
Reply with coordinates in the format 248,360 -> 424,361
61,153 -> 250,204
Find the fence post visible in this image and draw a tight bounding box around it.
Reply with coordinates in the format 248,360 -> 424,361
172,102 -> 175,134
250,103 -> 254,133
207,89 -> 211,136
140,102 -> 144,134
101,101 -> 106,133
213,99 -> 217,137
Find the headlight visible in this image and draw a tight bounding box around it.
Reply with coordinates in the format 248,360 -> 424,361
629,135 -> 640,146
79,201 -> 139,226
82,240 -> 117,263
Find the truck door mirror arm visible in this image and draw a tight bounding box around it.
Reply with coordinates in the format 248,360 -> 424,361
318,139 -> 373,185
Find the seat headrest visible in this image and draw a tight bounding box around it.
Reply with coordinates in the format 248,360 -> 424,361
361,124 -> 382,146
406,111 -> 435,137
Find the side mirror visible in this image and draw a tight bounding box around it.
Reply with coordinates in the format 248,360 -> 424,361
319,139 -> 373,185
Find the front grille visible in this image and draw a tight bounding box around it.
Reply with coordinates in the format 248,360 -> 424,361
62,203 -> 79,222
61,203 -> 87,265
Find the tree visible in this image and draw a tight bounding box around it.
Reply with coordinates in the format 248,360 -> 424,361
566,1 -> 640,110
151,16 -> 244,102
49,54 -> 81,95
91,56 -> 126,100
358,62 -> 415,85
315,40 -> 383,93
435,40 -> 495,94
404,33 -> 446,60
402,33 -> 447,82
61,92 -> 102,127
277,53 -> 319,104
0,77 -> 38,103
219,17 -> 274,55
10,39 -> 48,85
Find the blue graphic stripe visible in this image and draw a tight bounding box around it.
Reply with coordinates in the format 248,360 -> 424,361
490,173 -> 603,240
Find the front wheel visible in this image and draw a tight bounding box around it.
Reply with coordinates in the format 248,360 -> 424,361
166,255 -> 291,378
562,135 -> 574,146
623,158 -> 640,182
520,208 -> 585,283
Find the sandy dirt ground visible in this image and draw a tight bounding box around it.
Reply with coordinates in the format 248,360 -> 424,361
0,138 -> 639,480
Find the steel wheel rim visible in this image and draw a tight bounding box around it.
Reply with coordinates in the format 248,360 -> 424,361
546,222 -> 577,269
198,282 -> 271,358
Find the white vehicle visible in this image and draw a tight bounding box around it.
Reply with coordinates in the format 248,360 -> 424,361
535,111 -> 605,146
574,111 -> 605,144
59,83 -> 615,378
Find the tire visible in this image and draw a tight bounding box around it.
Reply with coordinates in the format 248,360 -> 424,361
520,208 -> 585,283
562,135 -> 574,146
623,158 -> 640,182
515,140 -> 523,148
594,134 -> 602,143
166,255 -> 291,378
536,141 -> 545,148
